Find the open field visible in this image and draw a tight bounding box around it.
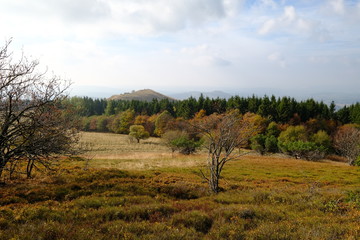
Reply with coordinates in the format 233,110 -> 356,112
78,131 -> 207,170
0,132 -> 359,239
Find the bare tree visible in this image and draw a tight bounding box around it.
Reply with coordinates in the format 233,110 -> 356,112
192,111 -> 263,193
0,39 -> 79,180
333,125 -> 360,166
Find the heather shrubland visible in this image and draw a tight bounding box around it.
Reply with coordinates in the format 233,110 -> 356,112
0,132 -> 359,239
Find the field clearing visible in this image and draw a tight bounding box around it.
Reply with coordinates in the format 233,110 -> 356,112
78,131 -> 206,170
78,132 -> 353,173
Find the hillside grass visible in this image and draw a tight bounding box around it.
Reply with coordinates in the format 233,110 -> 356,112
0,132 -> 359,239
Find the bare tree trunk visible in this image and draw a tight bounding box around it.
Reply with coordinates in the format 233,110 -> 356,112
192,111 -> 263,194
26,158 -> 35,178
9,160 -> 18,180
0,162 -> 5,182
209,165 -> 220,193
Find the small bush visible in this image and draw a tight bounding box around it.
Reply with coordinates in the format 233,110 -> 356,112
253,191 -> 271,204
74,196 -> 127,209
162,130 -> 203,155
246,221 -> 301,240
347,190 -> 360,208
279,140 -> 326,160
0,217 -> 10,230
100,220 -> 202,240
355,156 -> 360,166
157,183 -> 200,200
19,207 -> 66,222
23,189 -> 55,203
74,197 -> 104,209
209,223 -> 246,240
54,187 -> 70,201
265,135 -> 278,153
251,134 -> 266,155
0,196 -> 27,206
171,211 -> 213,234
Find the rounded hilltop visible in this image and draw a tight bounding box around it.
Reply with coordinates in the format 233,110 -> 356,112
108,89 -> 176,102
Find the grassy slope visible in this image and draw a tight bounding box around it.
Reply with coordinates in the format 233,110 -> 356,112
0,132 -> 359,239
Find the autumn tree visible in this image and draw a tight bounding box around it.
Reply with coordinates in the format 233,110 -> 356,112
333,125 -> 360,166
192,111 -> 262,193
109,109 -> 135,134
278,125 -> 331,160
0,39 -> 79,179
154,110 -> 173,136
129,125 -> 150,143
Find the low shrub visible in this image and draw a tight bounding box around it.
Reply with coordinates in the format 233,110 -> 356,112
18,206 -> 66,223
23,189 -> 55,203
279,140 -> 326,160
75,169 -> 130,182
346,190 -> 360,208
124,204 -> 177,221
171,210 -> 213,234
355,156 -> 360,166
208,222 -> 246,240
74,197 -> 106,209
0,196 -> 27,206
246,221 -> 301,240
157,183 -> 200,200
100,220 -> 202,240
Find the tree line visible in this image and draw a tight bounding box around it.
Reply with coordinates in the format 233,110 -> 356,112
68,95 -> 360,125
70,94 -> 360,169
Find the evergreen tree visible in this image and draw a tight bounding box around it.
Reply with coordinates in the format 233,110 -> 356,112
105,100 -> 116,116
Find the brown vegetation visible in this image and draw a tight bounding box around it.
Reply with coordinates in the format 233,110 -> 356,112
108,89 -> 175,102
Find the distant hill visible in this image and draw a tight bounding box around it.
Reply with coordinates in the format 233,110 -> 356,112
169,91 -> 232,100
109,89 -> 176,102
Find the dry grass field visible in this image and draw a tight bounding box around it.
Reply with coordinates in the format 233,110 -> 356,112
78,131 -> 206,170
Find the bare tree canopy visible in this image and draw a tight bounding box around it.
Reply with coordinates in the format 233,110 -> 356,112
0,39 -> 79,180
333,125 -> 360,166
191,111 -> 263,193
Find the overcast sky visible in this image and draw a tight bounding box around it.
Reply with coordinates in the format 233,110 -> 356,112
1,0 -> 359,96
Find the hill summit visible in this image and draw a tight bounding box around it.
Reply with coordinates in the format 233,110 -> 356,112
108,89 -> 175,102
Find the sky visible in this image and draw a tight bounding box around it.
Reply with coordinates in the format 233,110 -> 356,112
1,0 -> 359,98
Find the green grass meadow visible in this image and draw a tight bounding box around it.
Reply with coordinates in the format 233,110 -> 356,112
0,132 -> 359,239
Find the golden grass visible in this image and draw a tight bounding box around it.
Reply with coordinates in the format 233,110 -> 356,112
78,132 -> 353,172
78,132 -> 206,170
77,132 -> 355,174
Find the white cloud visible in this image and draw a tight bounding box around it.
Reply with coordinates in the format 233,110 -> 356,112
49,0 -> 111,23
282,6 -> 297,22
261,0 -> 278,9
181,44 -> 210,55
258,19 -> 276,35
108,0 -> 228,34
257,5 -> 331,42
330,0 -> 345,15
267,52 -> 286,68
0,0 -> 234,40
192,56 -> 231,67
181,44 -> 231,67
